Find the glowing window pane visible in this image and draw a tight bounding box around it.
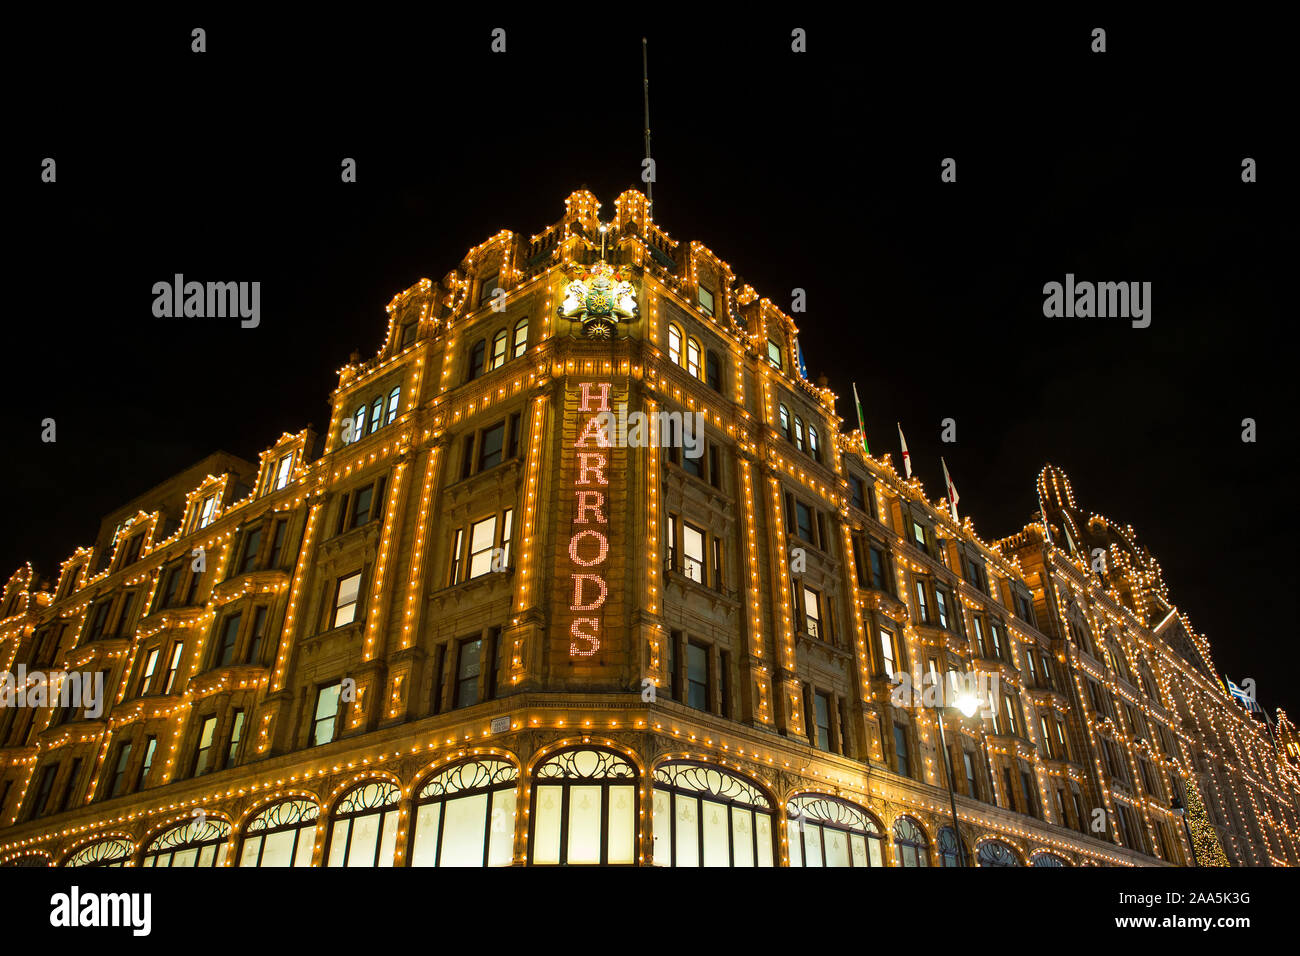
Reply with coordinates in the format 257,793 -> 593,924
674,794 -> 699,867
488,789 -> 516,867
410,804 -> 443,867
652,788 -> 672,866
532,785 -> 561,864
566,785 -> 602,864
440,793 -> 488,866
607,786 -> 636,865
731,809 -> 754,867
702,799 -> 729,866
468,517 -> 497,578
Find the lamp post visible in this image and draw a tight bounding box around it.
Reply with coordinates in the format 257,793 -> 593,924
1171,795 -> 1199,866
932,677 -> 980,867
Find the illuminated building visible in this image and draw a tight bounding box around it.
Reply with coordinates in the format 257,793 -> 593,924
1,189 -> 1296,868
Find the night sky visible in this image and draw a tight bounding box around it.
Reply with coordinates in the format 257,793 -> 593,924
9,14 -> 1291,706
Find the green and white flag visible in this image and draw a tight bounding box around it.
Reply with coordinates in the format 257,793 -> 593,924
852,381 -> 870,457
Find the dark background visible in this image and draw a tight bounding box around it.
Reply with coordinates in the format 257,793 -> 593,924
8,13 -> 1291,706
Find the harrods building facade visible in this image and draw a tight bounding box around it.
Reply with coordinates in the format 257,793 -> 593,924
1,189 -> 1296,869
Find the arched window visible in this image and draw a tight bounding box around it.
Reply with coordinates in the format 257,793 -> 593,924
652,761 -> 775,867
239,799 -> 319,867
667,324 -> 683,365
326,780 -> 401,867
786,794 -> 883,867
386,386 -> 401,425
705,350 -> 722,391
1031,851 -> 1067,867
977,839 -> 1022,867
793,417 -> 805,452
1,853 -> 50,867
686,338 -> 702,379
369,396 -> 383,434
142,817 -> 231,867
467,339 -> 486,381
531,748 -> 637,865
808,426 -> 820,462
490,329 -> 508,370
893,816 -> 929,867
779,405 -> 791,441
937,826 -> 964,867
352,403 -> 366,442
65,837 -> 133,868
411,758 -> 518,867
512,317 -> 529,358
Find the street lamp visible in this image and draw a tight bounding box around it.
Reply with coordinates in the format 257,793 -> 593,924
931,680 -> 979,867
1170,796 -> 1199,866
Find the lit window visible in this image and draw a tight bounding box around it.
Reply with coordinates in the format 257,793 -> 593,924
197,495 -> 217,530
193,716 -> 217,776
468,516 -> 497,578
162,643 -> 184,694
668,324 -> 682,364
353,404 -> 367,441
686,338 -> 702,378
386,386 -> 400,424
141,817 -> 230,868
490,329 -> 507,370
311,683 -> 341,746
779,404 -> 790,440
767,340 -> 782,369
532,749 -> 638,865
793,417 -> 805,451
239,799 -> 319,867
410,759 -> 518,867
894,816 -> 929,867
327,781 -> 400,867
369,397 -> 383,434
880,630 -> 897,678
333,572 -> 361,627
651,761 -> 775,867
228,710 -> 245,765
786,795 -> 884,867
137,648 -> 160,696
697,285 -> 714,315
803,587 -> 822,639
682,524 -> 705,582
500,509 -> 513,567
273,453 -> 294,490
512,317 -> 528,357
913,580 -> 930,623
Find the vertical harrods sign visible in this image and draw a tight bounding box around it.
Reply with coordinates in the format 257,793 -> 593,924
567,381 -> 613,657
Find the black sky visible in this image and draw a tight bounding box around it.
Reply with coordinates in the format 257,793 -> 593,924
8,12 -> 1292,707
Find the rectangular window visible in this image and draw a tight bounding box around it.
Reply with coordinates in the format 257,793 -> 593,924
1002,767 -> 1017,811
246,606 -> 269,665
894,724 -> 910,777
86,600 -> 111,641
849,476 -> 867,511
880,630 -> 898,679
1021,766 -> 1039,817
449,528 -> 465,585
803,586 -> 822,639
468,516 -> 498,579
934,587 -> 950,629
197,495 -> 217,530
137,648 -> 160,696
333,571 -> 362,628
274,453 -> 294,491
163,643 -> 185,694
911,521 -> 927,552
137,736 -> 157,790
228,710 -> 245,766
193,716 -> 218,776
109,743 -> 133,798
794,501 -> 814,543
913,580 -> 930,624
500,509 -> 513,568
507,412 -> 522,459
697,285 -> 714,315
267,520 -> 288,569
215,613 -> 241,668
56,758 -> 83,813
869,544 -> 889,592
686,642 -> 709,711
456,638 -> 482,709
478,423 -> 505,471
682,524 -> 705,583
766,340 -> 782,369
478,273 -> 499,306
719,650 -> 731,719
32,765 -> 59,817
814,692 -> 831,751
963,750 -> 978,798
312,683 -> 341,746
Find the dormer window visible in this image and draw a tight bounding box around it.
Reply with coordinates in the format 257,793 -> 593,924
272,452 -> 294,491
697,285 -> 714,316
478,272 -> 499,307
197,495 -> 217,530
767,340 -> 782,369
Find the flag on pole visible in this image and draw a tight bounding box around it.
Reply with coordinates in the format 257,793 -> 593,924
941,456 -> 960,522
851,382 -> 870,457
1226,677 -> 1263,716
897,423 -> 911,478
794,337 -> 809,380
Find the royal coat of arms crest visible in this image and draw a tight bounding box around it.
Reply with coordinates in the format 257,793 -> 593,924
557,260 -> 638,338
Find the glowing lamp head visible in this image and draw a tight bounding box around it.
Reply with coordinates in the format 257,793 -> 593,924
955,692 -> 980,719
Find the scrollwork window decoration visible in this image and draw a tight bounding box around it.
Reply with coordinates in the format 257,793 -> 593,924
786,795 -> 879,831
246,799 -> 319,833
977,839 -> 1022,867
334,780 -> 400,816
1031,851 -> 1066,866
418,758 -> 518,799
536,748 -> 635,781
653,762 -> 770,808
66,837 -> 133,868
148,818 -> 230,852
